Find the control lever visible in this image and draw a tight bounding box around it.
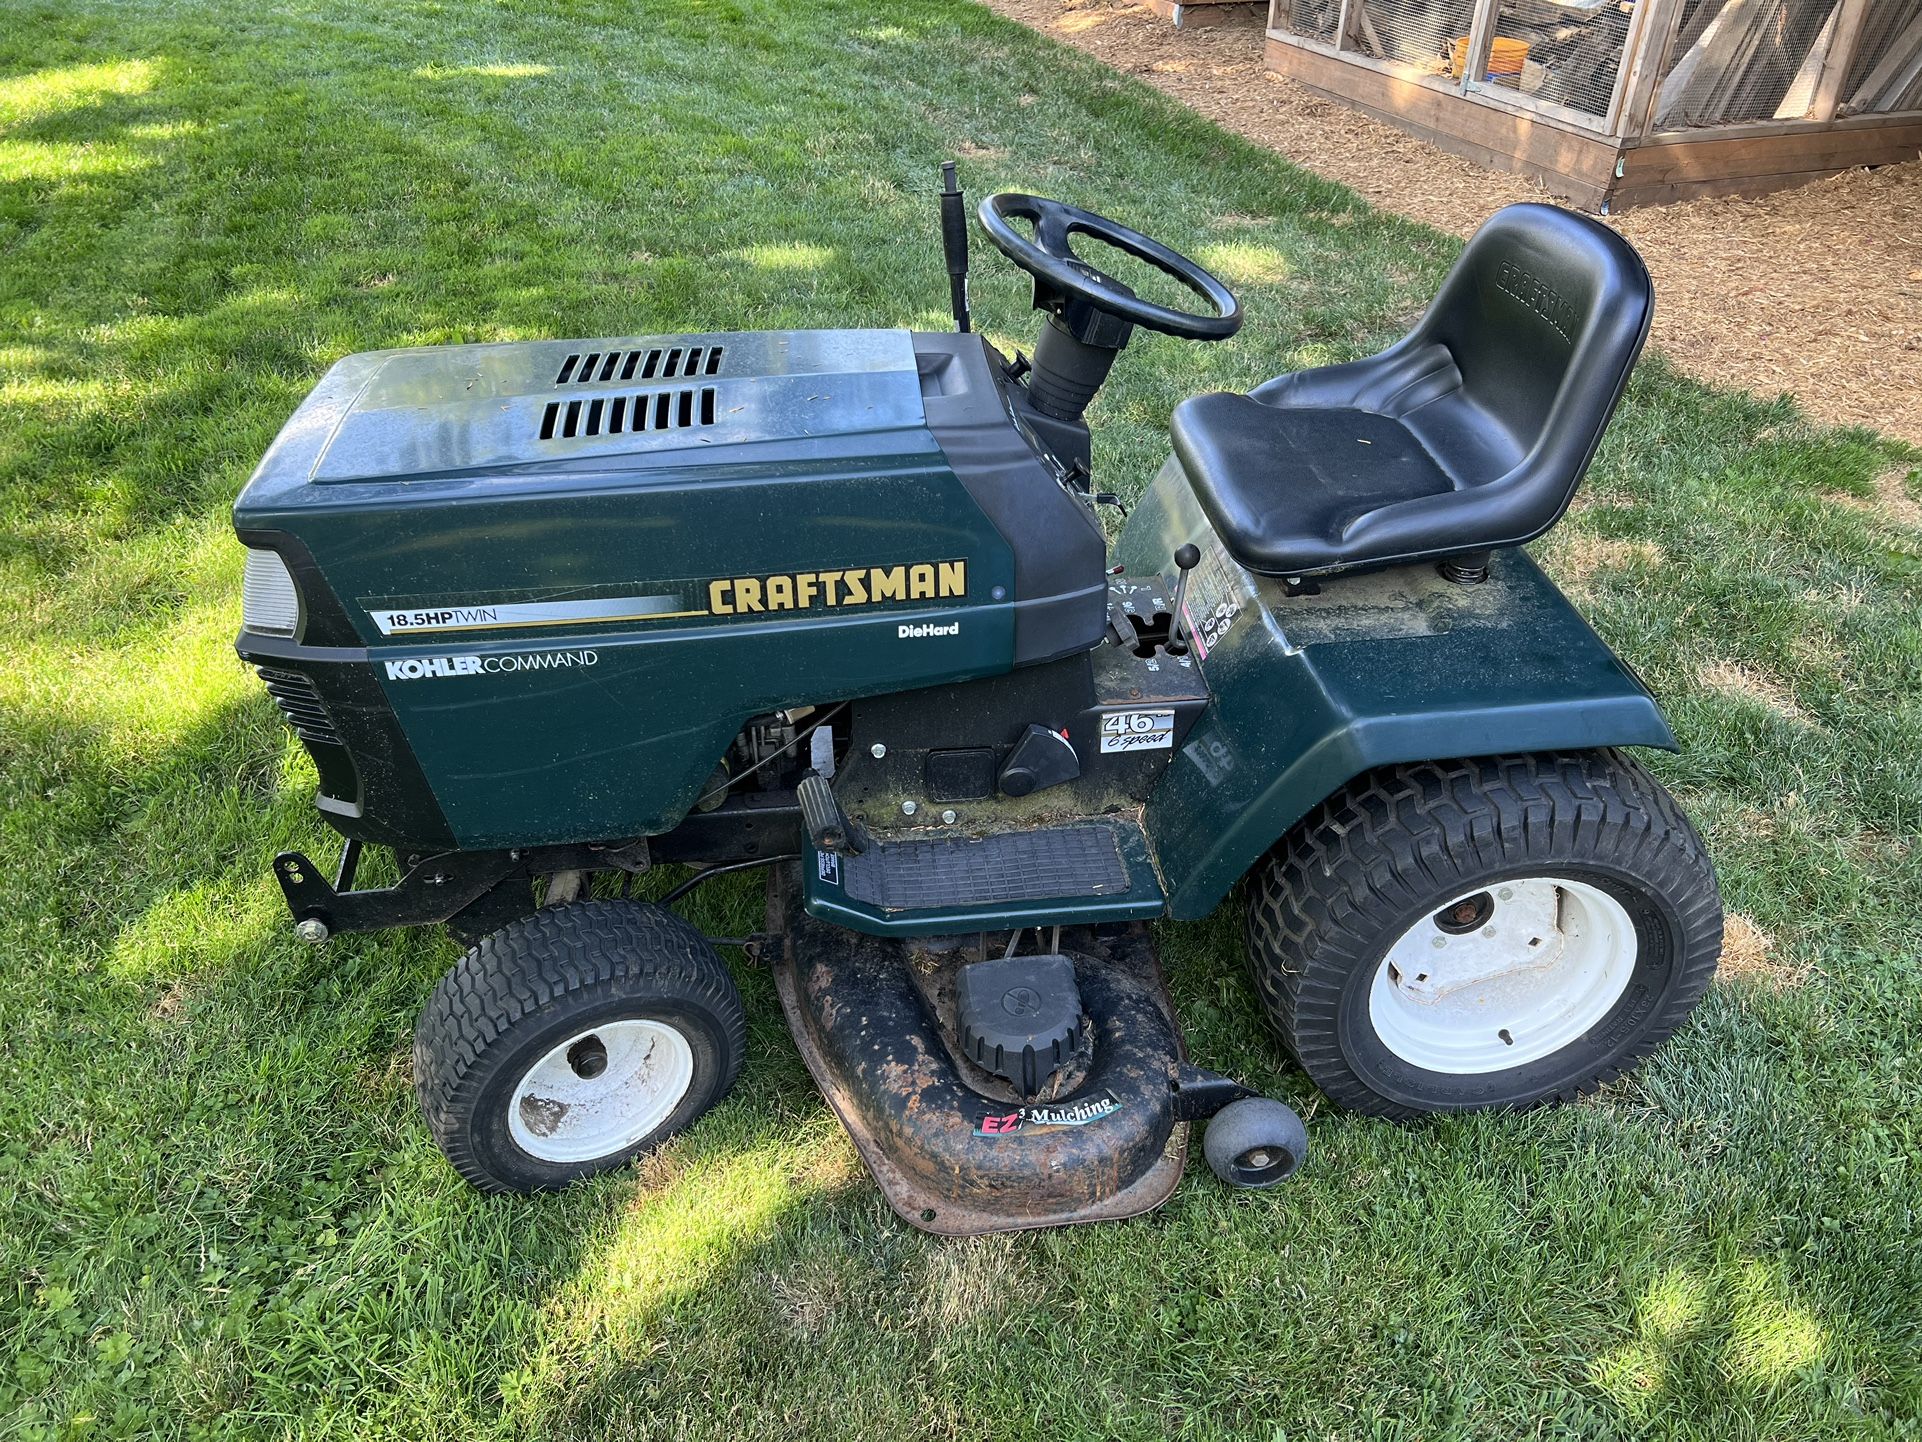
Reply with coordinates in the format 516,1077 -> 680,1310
1166,543 -> 1200,656
797,770 -> 865,855
939,161 -> 971,334
998,723 -> 1080,798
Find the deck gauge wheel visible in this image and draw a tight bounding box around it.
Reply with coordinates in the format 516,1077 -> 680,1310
1202,1097 -> 1309,1188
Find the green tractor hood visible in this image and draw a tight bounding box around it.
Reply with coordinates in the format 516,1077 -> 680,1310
247,330 -> 929,494
232,328 -> 1108,851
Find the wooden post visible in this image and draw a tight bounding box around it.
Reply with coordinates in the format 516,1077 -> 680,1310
1329,0 -> 1353,49
1352,0 -> 1385,56
1813,0 -> 1875,120
1458,0 -> 1501,96
1611,0 -> 1688,138
1605,0 -> 1677,135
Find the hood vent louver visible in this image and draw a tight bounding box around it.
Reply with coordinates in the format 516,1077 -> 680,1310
555,344 -> 725,386
257,667 -> 342,747
539,385 -> 719,442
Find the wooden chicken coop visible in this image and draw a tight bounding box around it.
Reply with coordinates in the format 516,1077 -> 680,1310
1265,0 -> 1922,206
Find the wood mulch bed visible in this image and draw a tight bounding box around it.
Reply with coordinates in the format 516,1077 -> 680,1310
981,0 -> 1922,447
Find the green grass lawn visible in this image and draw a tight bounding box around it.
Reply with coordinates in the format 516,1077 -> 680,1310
4,0 -> 1921,1437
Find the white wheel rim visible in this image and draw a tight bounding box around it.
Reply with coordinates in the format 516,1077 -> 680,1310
1367,878 -> 1638,1075
507,1019 -> 695,1163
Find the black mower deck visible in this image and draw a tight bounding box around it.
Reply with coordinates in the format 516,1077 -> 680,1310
767,870 -> 1189,1236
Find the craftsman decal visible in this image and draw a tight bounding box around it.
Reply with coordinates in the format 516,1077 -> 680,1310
974,1092 -> 1123,1137
1098,709 -> 1175,753
1494,261 -> 1577,342
382,649 -> 599,680
707,560 -> 966,615
366,559 -> 968,637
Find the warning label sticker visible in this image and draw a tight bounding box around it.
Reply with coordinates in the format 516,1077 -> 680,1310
1181,541 -> 1245,659
1099,710 -> 1175,754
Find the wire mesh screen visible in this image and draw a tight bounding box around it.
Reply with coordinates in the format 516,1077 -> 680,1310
1275,0 -> 1347,45
1841,0 -> 1922,112
1341,0 -> 1481,72
1485,0 -> 1634,115
1653,0 -> 1844,126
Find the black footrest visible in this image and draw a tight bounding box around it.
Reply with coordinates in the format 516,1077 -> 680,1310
804,819 -> 1164,936
843,824 -> 1127,911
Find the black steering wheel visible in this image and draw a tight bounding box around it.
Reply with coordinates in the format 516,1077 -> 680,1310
976,192 -> 1241,342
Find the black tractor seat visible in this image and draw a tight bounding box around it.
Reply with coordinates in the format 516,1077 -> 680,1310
1171,204 -> 1652,579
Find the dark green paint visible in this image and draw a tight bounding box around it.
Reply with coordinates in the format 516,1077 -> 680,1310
239,327 -> 1678,913
235,332 -> 1020,848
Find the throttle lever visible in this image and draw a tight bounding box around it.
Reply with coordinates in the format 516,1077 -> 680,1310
1166,543 -> 1201,656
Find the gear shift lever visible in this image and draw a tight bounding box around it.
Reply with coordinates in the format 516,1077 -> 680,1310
1166,543 -> 1200,655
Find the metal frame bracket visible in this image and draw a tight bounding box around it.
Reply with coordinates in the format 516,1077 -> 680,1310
272,838 -> 651,940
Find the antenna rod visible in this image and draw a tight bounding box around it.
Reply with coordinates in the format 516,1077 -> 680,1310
939,161 -> 971,334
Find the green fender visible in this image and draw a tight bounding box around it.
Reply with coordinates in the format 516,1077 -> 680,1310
1115,459 -> 1675,921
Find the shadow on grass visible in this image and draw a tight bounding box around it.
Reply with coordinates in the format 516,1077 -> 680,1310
0,681 -> 622,1432
492,1080 -> 1922,1439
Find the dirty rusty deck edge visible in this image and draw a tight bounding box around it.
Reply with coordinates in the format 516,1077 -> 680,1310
771,954 -> 1190,1237
765,870 -> 1190,1236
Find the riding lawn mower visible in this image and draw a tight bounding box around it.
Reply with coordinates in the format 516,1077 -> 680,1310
233,169 -> 1723,1233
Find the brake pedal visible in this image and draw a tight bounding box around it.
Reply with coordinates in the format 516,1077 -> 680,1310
797,770 -> 865,855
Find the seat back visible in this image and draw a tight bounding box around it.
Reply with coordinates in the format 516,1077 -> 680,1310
1412,203 -> 1652,505
1171,205 -> 1653,581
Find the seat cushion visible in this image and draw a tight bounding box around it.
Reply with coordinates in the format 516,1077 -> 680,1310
1170,393 -> 1455,576
1167,206 -> 1652,579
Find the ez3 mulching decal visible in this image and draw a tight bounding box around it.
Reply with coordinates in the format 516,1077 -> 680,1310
974,1093 -> 1123,1137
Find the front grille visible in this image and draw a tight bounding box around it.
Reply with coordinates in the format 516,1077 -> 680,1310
554,344 -> 725,386
257,667 -> 342,747
539,385 -> 718,441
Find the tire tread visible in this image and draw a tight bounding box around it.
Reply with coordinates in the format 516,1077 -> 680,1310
413,900 -> 745,1193
1245,750 -> 1722,1118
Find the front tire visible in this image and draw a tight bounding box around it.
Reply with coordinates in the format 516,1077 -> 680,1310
1245,751 -> 1722,1116
414,900 -> 745,1193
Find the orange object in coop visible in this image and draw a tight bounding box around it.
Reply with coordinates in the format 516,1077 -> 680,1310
1448,35 -> 1531,79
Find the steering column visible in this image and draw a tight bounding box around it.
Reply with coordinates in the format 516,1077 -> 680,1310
976,193 -> 1242,437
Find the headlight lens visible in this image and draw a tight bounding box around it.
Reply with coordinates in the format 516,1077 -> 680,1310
241,547 -> 300,636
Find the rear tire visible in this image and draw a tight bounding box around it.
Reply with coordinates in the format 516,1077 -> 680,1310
414,900 -> 745,1193
1245,751 -> 1721,1117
